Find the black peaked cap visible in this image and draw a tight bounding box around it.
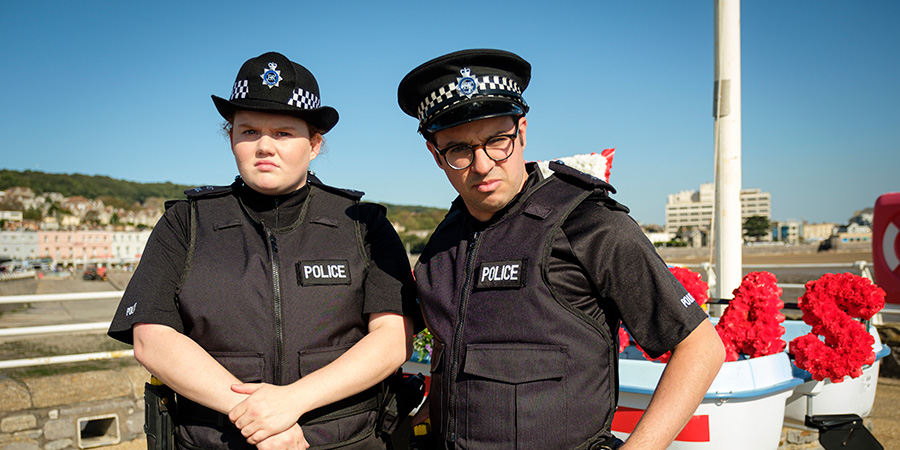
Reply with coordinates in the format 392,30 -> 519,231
398,49 -> 531,134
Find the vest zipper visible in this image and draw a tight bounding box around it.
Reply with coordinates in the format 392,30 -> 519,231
267,229 -> 285,385
448,230 -> 480,444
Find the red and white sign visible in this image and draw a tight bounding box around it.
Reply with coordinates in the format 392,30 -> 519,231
873,192 -> 900,305
612,406 -> 710,443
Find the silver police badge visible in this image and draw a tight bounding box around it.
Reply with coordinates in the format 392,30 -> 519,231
456,67 -> 478,98
260,62 -> 281,88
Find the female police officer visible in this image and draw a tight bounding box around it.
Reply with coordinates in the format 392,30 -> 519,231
109,52 -> 416,449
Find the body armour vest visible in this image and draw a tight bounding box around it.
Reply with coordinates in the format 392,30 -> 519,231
175,181 -> 379,449
415,163 -> 620,450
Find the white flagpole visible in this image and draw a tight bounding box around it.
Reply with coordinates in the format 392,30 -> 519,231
713,0 -> 743,306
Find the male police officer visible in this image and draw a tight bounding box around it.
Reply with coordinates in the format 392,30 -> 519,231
397,49 -> 725,449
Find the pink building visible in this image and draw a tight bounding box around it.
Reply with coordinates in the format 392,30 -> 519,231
37,230 -> 113,265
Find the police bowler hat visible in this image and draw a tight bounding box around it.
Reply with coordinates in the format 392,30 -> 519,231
212,52 -> 339,133
398,49 -> 531,135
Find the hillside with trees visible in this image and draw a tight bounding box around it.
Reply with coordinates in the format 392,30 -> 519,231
0,170 -> 191,206
0,169 -> 446,252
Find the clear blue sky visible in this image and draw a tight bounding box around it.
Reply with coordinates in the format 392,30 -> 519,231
2,1 -> 897,226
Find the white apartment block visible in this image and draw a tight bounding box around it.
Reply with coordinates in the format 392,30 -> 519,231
665,183 -> 771,234
801,222 -> 837,242
111,230 -> 153,266
0,231 -> 38,261
1,210 -> 24,222
772,220 -> 802,244
1,229 -> 154,268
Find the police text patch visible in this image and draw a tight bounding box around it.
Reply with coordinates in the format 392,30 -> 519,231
296,260 -> 351,286
475,260 -> 525,289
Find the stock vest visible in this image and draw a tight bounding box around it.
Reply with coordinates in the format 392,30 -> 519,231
415,163 -> 620,449
174,180 -> 381,449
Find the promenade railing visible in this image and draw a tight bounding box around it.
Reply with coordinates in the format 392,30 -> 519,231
0,290 -> 132,369
1,261 -> 897,369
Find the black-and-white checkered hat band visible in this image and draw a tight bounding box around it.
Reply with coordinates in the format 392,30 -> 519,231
231,80 -> 249,99
288,88 -> 321,109
417,75 -> 523,122
230,80 -> 321,111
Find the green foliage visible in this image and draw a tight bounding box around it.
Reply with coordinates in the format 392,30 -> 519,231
383,203 -> 446,231
0,169 -> 191,205
743,215 -> 771,241
401,233 -> 431,254
381,203 -> 446,254
97,195 -> 134,210
23,207 -> 41,221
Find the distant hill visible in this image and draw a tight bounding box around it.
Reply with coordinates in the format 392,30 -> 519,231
0,169 -> 447,248
0,169 -> 191,205
382,203 -> 447,232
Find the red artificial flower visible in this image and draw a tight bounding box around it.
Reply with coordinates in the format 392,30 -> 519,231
715,271 -> 786,362
789,273 -> 885,382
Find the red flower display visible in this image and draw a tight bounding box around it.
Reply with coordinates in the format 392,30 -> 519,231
789,273 -> 885,382
715,271 -> 786,362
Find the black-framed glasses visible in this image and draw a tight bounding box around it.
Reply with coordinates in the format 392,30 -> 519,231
434,122 -> 520,170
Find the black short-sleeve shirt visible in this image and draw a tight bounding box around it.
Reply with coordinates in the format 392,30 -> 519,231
108,183 -> 417,345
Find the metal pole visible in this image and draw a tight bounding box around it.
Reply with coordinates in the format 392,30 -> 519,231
713,0 -> 743,305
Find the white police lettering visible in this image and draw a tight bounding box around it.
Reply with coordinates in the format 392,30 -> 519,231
125,302 -> 137,316
296,260 -> 351,286
481,263 -> 520,283
304,264 -> 347,279
680,293 -> 696,307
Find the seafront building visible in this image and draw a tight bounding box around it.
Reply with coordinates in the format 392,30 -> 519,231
111,230 -> 153,266
0,230 -> 38,263
664,183 -> 772,235
801,222 -> 838,242
771,220 -> 802,244
1,229 -> 153,270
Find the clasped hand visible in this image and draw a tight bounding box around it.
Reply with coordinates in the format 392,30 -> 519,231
229,383 -> 308,448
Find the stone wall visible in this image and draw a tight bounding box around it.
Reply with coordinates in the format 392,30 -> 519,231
0,366 -> 148,450
0,363 -> 882,450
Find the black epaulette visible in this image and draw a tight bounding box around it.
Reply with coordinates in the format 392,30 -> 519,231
548,160 -> 617,194
163,199 -> 187,210
308,175 -> 364,201
360,201 -> 387,216
183,184 -> 235,200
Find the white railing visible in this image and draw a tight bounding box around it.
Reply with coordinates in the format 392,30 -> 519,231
0,350 -> 135,370
0,291 -> 123,304
1,262 -> 897,369
0,290 -> 130,369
